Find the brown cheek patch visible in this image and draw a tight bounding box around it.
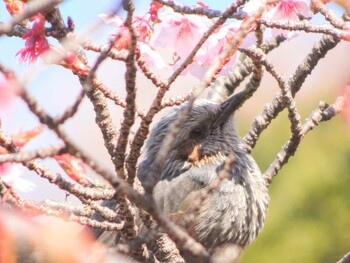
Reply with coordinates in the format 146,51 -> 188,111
188,145 -> 201,163
178,143 -> 212,165
176,142 -> 200,162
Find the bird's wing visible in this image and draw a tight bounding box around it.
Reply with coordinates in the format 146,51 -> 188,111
152,162 -> 219,215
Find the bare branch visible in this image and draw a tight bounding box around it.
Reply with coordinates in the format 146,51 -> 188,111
114,0 -> 138,180
264,96 -> 345,183
135,48 -> 166,88
257,18 -> 342,38
240,47 -> 302,139
311,0 -> 348,29
83,40 -> 127,61
244,35 -> 339,152
154,0 -> 247,19
80,77 -> 118,158
0,144 -> 65,163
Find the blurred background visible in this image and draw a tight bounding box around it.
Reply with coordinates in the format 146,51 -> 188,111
0,0 -> 349,262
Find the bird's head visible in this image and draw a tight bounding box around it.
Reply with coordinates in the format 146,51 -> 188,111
145,95 -> 244,167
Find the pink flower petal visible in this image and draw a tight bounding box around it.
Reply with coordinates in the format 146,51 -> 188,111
16,14 -> 49,63
138,43 -> 168,70
153,6 -> 212,59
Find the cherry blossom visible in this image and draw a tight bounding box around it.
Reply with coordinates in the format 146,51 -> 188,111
153,6 -> 213,59
16,14 -> 49,62
0,163 -> 35,193
100,13 -> 167,69
266,0 -> 312,20
99,14 -> 153,50
99,14 -> 131,51
133,15 -> 154,43
187,20 -> 256,79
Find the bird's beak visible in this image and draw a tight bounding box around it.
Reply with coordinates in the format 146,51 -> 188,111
213,91 -> 246,127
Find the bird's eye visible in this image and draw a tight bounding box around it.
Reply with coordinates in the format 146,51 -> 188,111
190,127 -> 204,139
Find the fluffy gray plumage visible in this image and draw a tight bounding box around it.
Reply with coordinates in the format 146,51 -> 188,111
138,99 -> 269,249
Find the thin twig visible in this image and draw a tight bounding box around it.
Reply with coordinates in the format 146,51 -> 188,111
257,18 -> 342,38
264,96 -> 344,183
219,35 -> 286,98
0,144 -> 65,163
80,77 -> 118,158
88,37 -> 118,79
114,0 -> 138,181
240,46 -> 303,153
53,89 -> 86,125
82,40 -> 128,61
135,48 -> 166,88
154,0 -> 247,19
161,95 -> 190,108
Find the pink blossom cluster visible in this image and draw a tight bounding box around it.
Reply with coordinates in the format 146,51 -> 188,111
10,0 -> 313,78
5,0 -> 88,75
101,3 -> 243,78
101,0 -> 312,79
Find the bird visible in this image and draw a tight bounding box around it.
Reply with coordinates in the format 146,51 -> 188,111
92,91 -> 269,255
137,94 -> 269,250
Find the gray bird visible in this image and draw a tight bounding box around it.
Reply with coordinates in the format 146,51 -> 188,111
138,95 -> 269,250
93,93 -> 269,255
